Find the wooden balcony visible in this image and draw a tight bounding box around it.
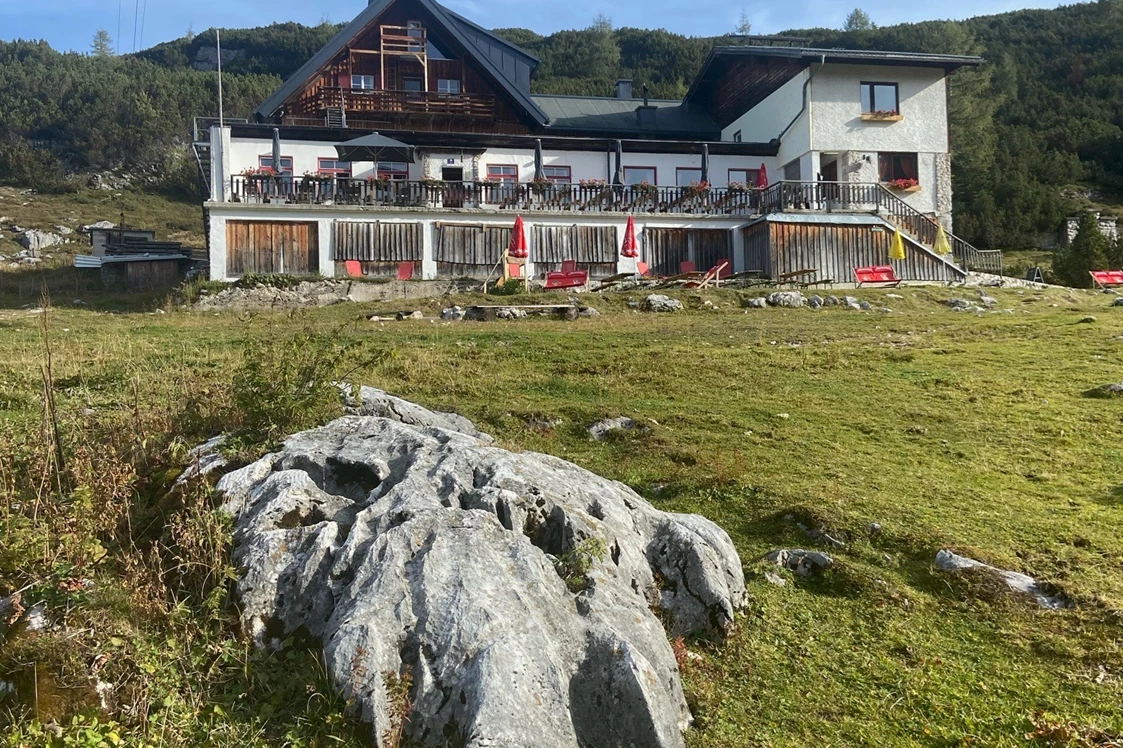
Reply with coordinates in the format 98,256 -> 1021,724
228,177 -> 767,216
316,88 -> 495,118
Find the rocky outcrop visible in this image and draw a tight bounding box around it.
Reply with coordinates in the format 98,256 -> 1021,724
934,550 -> 1068,609
19,229 -> 65,254
643,294 -> 683,312
215,390 -> 745,747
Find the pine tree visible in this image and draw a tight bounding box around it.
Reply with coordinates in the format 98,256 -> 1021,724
735,10 -> 752,35
1053,212 -> 1111,288
844,8 -> 874,32
91,30 -> 114,57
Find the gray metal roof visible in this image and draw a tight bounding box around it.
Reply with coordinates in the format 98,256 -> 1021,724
708,45 -> 983,69
254,0 -> 547,125
533,95 -> 720,137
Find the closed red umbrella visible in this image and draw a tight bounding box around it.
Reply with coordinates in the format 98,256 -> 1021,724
508,215 -> 529,258
757,163 -> 769,189
621,215 -> 639,258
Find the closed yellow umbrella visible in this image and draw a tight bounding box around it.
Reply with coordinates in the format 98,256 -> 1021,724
933,224 -> 952,256
889,227 -> 906,261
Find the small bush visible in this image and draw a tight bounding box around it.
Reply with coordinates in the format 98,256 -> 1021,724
487,277 -> 526,296
554,536 -> 608,592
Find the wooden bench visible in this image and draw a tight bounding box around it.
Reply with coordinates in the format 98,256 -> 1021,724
854,265 -> 902,287
1090,270 -> 1123,289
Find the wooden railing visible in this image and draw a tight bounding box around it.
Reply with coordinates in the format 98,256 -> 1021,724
380,25 -> 426,55
228,177 -> 766,216
316,88 -> 495,118
758,181 -> 1003,274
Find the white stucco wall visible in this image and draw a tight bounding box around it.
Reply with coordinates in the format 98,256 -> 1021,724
811,64 -> 949,154
225,137 -> 777,188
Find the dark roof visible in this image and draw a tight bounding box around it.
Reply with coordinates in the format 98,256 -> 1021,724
707,45 -> 983,69
533,95 -> 720,138
254,0 -> 547,125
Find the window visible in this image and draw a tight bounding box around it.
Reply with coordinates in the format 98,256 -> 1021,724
377,161 -> 409,180
878,152 -> 919,183
542,165 -> 571,184
352,75 -> 376,90
728,168 -> 761,187
402,77 -> 423,93
437,79 -> 461,95
317,158 -> 352,177
258,155 -> 293,175
733,130 -> 742,143
623,166 -> 657,185
676,168 -> 702,187
783,159 -> 802,181
860,82 -> 899,114
407,20 -> 423,38
487,164 -> 519,184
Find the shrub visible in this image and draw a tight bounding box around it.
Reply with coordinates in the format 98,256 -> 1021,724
487,277 -> 526,296
554,536 -> 608,592
1052,211 -> 1110,288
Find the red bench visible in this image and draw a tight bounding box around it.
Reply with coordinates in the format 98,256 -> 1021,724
544,259 -> 588,290
854,265 -> 902,287
1090,270 -> 1123,289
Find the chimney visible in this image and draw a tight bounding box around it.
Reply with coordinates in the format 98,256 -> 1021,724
615,79 -> 633,100
635,83 -> 656,127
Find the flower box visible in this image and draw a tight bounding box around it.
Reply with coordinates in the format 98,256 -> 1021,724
861,111 -> 903,122
886,178 -> 921,193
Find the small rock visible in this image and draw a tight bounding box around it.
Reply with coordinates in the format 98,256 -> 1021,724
1078,316 -> 1097,324
743,297 -> 768,309
823,295 -> 840,307
766,291 -> 805,308
808,294 -> 824,309
440,306 -> 465,321
588,416 -> 645,441
1112,298 -> 1123,307
626,299 -> 640,309
577,306 -> 600,318
54,225 -> 73,235
858,300 -> 872,311
948,298 -> 971,309
174,435 -> 229,489
885,293 -> 903,299
25,602 -> 49,631
934,550 -> 1068,609
395,310 -> 424,321
1084,383 -> 1123,399
80,220 -> 116,233
496,307 -> 528,320
868,522 -> 882,536
977,293 -> 998,308
643,294 -> 683,312
776,413 -> 790,419
764,549 -> 834,577
763,571 -> 787,587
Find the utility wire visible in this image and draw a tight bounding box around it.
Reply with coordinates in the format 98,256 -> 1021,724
132,0 -> 140,53
116,0 -> 122,55
138,0 -> 147,50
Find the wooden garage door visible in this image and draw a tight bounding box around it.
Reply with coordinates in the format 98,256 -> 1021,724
226,221 -> 319,276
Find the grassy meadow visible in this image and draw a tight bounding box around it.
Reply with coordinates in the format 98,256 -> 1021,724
1,281 -> 1122,746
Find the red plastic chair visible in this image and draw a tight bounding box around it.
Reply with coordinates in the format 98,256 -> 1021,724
397,262 -> 414,281
854,265 -> 902,287
637,261 -> 651,278
1090,270 -> 1123,288
344,260 -> 363,277
561,259 -> 578,274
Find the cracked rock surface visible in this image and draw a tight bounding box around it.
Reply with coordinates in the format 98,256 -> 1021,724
216,389 -> 745,747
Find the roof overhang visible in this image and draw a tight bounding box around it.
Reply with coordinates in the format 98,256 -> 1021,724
228,122 -> 780,157
685,46 -> 984,128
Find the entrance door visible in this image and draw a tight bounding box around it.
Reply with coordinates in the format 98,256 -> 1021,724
820,159 -> 840,204
442,167 -> 464,208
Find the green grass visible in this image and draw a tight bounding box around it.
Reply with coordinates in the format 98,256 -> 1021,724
2,283 -> 1122,746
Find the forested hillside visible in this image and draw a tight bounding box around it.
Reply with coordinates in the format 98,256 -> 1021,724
0,1 -> 1120,249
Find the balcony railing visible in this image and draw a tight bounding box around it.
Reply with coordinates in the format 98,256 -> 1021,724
228,176 -> 766,215
315,88 -> 495,118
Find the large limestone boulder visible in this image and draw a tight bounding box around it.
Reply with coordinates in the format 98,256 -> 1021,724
215,390 -> 746,747
19,229 -> 64,255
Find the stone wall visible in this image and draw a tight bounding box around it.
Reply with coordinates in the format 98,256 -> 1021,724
1063,213 -> 1119,246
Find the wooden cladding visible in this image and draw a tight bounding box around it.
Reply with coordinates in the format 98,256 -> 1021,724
226,221 -> 319,276
764,220 -> 959,283
435,223 -> 510,277
333,221 -> 423,262
532,225 -> 618,276
643,228 -> 733,277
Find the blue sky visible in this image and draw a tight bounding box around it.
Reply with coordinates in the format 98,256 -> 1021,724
3,0 -> 1064,54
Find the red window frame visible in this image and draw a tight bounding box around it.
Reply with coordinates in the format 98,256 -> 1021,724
728,168 -> 761,187
487,164 -> 519,184
623,166 -> 658,186
542,165 -> 571,184
317,158 -> 352,177
676,167 -> 703,187
258,154 -> 293,175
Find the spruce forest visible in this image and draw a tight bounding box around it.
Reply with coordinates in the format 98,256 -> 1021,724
0,1 -> 1120,250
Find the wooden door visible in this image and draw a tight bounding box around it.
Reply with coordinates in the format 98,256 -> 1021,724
226,221 -> 319,276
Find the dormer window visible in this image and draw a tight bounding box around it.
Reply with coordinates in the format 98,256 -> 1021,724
860,82 -> 899,115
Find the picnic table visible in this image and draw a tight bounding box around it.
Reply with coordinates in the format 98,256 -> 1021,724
778,268 -> 834,288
